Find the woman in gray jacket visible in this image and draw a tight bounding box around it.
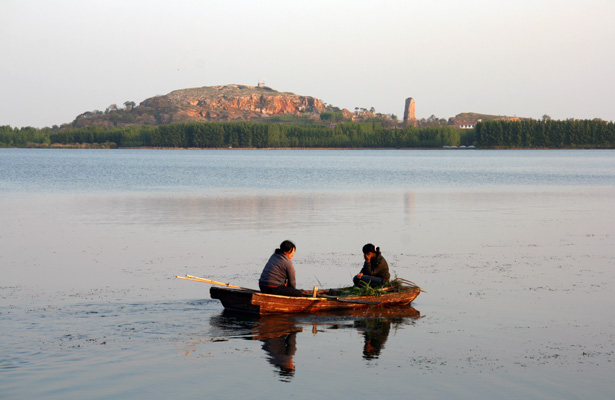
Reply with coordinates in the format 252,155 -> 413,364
259,240 -> 304,297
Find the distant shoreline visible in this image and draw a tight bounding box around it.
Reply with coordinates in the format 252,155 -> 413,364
3,144 -> 612,151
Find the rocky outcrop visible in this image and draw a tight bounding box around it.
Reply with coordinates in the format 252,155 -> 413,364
155,84 -> 326,122
72,84 -> 327,127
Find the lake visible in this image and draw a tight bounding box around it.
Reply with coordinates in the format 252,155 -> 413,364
1,149 -> 614,399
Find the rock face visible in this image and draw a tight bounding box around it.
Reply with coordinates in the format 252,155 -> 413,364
147,84 -> 327,122
72,84 -> 327,127
157,84 -> 326,121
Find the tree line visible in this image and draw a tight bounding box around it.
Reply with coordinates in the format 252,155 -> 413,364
475,119 -> 615,148
2,118 -> 613,149
0,122 -> 474,149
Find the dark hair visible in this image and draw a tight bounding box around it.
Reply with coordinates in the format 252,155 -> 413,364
362,243 -> 380,255
276,240 -> 296,254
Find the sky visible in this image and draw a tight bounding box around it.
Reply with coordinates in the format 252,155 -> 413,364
1,0 -> 614,128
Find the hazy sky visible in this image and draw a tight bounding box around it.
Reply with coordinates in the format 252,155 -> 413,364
2,0 -> 614,128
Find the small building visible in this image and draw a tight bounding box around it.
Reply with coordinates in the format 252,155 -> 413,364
454,119 -> 481,129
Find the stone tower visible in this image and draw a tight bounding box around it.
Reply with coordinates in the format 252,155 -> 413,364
403,97 -> 417,126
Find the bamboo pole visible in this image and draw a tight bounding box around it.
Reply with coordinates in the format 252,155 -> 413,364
175,275 -> 256,291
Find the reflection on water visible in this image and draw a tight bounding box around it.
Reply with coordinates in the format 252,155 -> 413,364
77,191 -> 411,231
357,317 -> 391,359
209,307 -> 420,381
261,327 -> 299,381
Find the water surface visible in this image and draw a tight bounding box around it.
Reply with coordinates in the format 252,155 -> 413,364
1,149 -> 614,399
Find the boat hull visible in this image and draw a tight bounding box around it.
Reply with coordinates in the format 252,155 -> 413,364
210,286 -> 420,315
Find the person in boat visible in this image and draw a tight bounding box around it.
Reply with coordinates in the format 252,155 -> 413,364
353,243 -> 390,288
259,240 -> 304,297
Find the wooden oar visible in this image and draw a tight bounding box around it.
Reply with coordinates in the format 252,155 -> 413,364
176,275 -> 256,291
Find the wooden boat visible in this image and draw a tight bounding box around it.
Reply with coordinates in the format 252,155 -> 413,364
209,284 -> 421,315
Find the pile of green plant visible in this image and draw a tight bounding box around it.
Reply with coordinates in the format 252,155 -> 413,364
337,279 -> 405,297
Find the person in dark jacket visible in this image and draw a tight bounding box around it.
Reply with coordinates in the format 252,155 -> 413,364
353,243 -> 390,287
259,240 -> 304,297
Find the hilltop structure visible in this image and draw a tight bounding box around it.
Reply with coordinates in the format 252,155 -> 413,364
403,98 -> 417,127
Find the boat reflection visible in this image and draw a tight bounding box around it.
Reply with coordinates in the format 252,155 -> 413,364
209,306 -> 420,381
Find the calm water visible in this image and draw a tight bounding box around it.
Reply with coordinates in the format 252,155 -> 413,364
2,149 -> 614,194
1,149 -> 614,399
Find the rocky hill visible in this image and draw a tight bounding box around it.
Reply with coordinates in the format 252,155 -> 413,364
68,84 -> 521,129
71,84 -> 327,128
